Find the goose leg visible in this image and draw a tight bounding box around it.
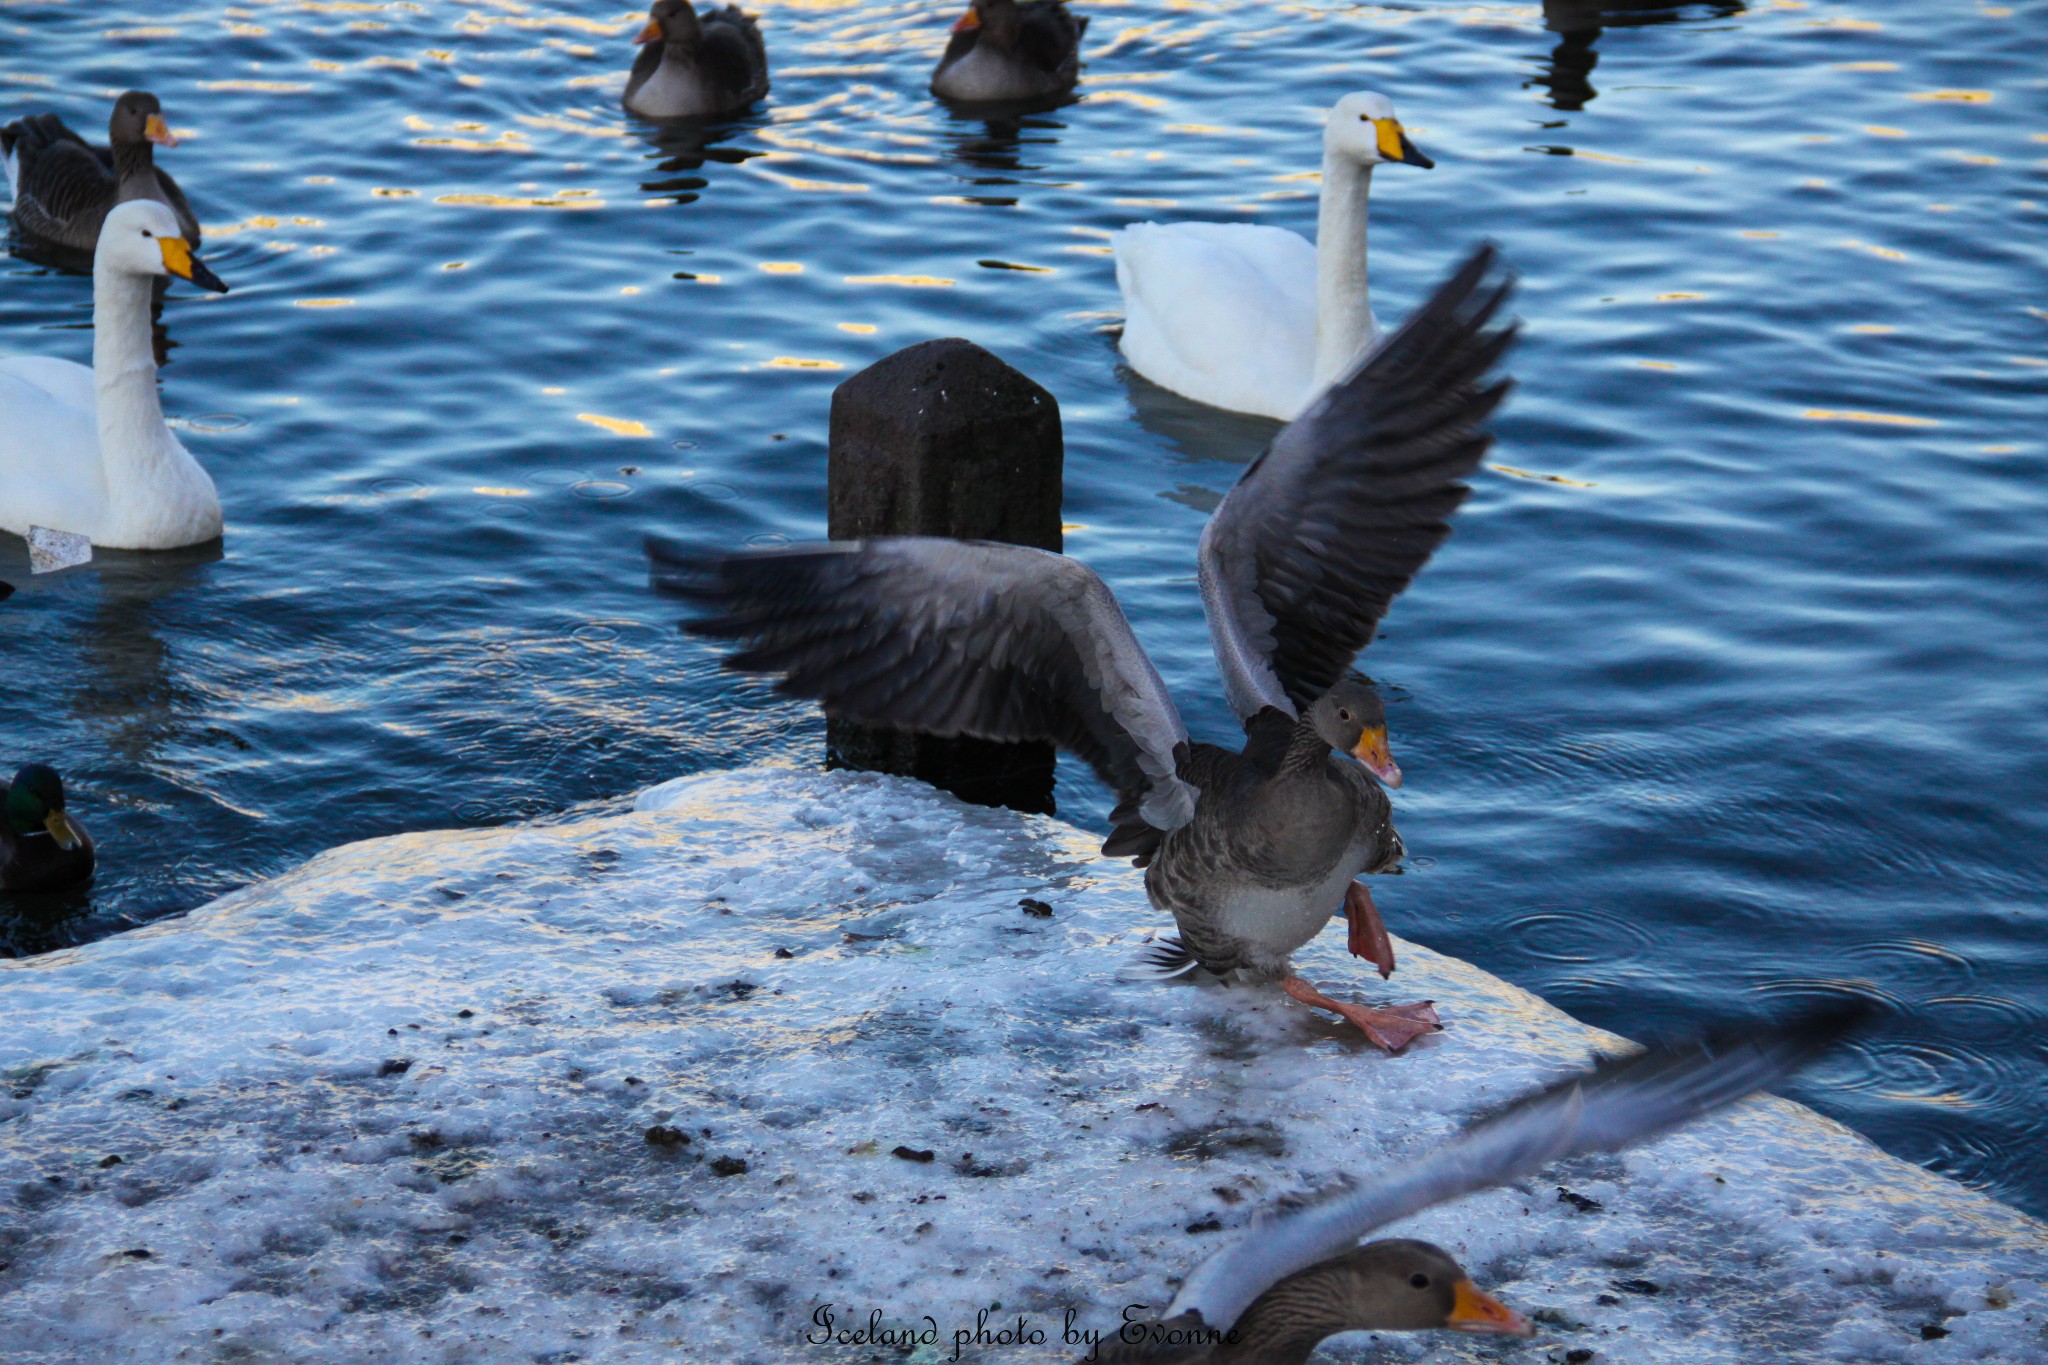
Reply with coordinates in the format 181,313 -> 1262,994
1345,880 -> 1396,979
1281,976 -> 1440,1052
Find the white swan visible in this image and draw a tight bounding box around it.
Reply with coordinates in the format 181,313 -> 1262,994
0,199 -> 230,550
1112,92 -> 1433,421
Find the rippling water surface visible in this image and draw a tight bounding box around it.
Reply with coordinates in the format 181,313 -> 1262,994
4,0 -> 2045,1214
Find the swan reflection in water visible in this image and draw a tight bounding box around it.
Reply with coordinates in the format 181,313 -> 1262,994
1531,0 -> 1746,112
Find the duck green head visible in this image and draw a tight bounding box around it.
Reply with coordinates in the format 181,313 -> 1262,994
6,764 -> 83,850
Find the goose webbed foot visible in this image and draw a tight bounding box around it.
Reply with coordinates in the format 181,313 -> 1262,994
1281,976 -> 1440,1052
1344,880 -> 1396,979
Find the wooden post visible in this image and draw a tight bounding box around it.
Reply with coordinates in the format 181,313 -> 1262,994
826,338 -> 1062,814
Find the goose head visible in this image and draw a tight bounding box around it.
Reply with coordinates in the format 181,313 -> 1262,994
5,764 -> 83,851
1231,1239 -> 1533,1345
1324,92 -> 1433,170
950,0 -> 1020,46
97,200 -> 229,293
1308,675 -> 1401,787
109,90 -> 177,149
637,0 -> 703,49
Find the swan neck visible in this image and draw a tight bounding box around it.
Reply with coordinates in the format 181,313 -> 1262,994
91,267 -> 176,480
1313,150 -> 1375,390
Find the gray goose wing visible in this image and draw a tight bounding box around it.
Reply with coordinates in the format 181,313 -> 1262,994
4,115 -> 119,248
697,6 -> 770,105
650,537 -> 1197,851
1156,1005 -> 1861,1339
1198,244 -> 1518,721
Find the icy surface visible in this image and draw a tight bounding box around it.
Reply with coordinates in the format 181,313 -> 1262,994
1,767 -> 2043,1364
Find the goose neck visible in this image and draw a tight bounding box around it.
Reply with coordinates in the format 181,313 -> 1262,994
111,137 -> 156,188
1312,149 -> 1375,391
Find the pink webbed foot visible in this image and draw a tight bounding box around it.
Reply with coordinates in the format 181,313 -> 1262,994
1281,975 -> 1441,1052
1344,880 -> 1396,980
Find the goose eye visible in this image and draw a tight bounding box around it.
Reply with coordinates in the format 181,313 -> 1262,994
1409,1273 -> 1431,1289
1338,708 -> 1351,722
141,229 -> 153,237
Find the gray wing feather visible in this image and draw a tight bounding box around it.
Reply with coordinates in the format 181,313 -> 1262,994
1166,1005 -> 1861,1332
1199,244 -> 1518,720
651,537 -> 1198,834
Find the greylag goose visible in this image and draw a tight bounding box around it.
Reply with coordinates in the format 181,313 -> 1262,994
650,245 -> 1515,1052
0,200 -> 229,550
2,764 -> 95,892
2,91 -> 200,256
1090,1005 -> 1859,1362
624,0 -> 770,120
931,0 -> 1087,105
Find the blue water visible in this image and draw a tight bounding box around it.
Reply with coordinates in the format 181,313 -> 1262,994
4,0 -> 2045,1217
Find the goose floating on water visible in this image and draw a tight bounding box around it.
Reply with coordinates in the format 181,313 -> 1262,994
624,0 -> 770,120
2,91 -> 201,258
0,199 -> 229,551
653,245 -> 1514,1052
1114,92 -> 1433,422
1090,1006 -> 1860,1361
1,764 -> 95,893
931,0 -> 1087,106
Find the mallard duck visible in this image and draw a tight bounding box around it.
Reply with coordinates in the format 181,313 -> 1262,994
0,199 -> 229,550
652,245 -> 1514,1052
1,764 -> 94,892
624,0 -> 770,120
1092,1005 -> 1859,1362
1114,92 -> 1433,422
931,0 -> 1087,105
2,91 -> 200,257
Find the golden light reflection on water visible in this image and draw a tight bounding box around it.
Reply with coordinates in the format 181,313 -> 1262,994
434,191 -> 604,209
578,414 -> 653,437
1801,409 -> 1940,427
842,274 -> 954,287
1909,90 -> 1993,102
766,357 -> 844,370
294,298 -> 355,308
201,80 -> 313,92
836,323 -> 876,334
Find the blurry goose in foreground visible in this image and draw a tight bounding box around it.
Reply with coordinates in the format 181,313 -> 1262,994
1092,1005 -> 1862,1362
0,199 -> 229,550
931,0 -> 1087,105
1,764 -> 95,892
652,245 -> 1514,1052
2,91 -> 201,256
624,0 -> 770,120
1114,92 -> 1432,421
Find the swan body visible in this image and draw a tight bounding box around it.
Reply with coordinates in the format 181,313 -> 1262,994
1113,92 -> 1432,421
0,199 -> 230,551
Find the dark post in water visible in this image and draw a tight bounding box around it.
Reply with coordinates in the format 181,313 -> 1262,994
826,337 -> 1063,814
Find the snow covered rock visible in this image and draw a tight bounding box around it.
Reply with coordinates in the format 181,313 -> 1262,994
1,766 -> 2043,1363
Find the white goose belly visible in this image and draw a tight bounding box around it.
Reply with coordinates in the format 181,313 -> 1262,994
1210,857 -> 1364,966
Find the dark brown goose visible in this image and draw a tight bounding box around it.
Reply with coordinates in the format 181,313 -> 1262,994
931,0 -> 1087,105
2,92 -> 200,257
1,764 -> 95,893
1092,1006 -> 1859,1362
653,245 -> 1515,1052
623,0 -> 770,120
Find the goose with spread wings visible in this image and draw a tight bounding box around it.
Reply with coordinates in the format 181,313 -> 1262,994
651,244 -> 1515,1052
1089,1005 -> 1860,1362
